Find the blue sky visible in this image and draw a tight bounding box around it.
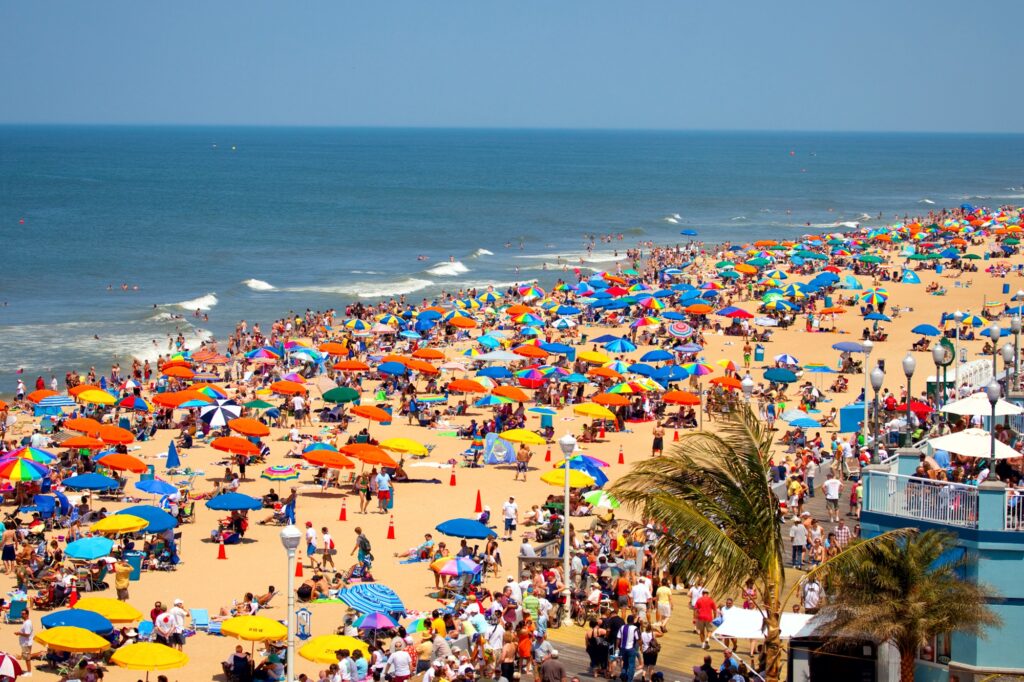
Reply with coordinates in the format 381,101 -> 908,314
1,1 -> 1020,131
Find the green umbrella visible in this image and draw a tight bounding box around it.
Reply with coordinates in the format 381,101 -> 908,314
715,261 -> 735,269
857,254 -> 884,264
746,257 -> 771,267
244,399 -> 274,409
323,386 -> 360,404
583,491 -> 620,509
962,253 -> 981,260
1005,238 -> 1020,245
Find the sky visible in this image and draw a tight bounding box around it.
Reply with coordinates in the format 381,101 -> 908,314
1,1 -> 1021,132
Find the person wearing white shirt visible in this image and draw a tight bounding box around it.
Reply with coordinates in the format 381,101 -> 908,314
384,647 -> 413,682
17,609 -> 33,673
630,581 -> 651,620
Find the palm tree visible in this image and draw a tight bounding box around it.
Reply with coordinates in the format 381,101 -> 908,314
814,529 -> 1000,682
610,405 -> 903,682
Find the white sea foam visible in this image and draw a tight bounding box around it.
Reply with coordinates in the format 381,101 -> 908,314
804,221 -> 860,229
242,278 -> 276,291
663,217 -> 679,224
169,293 -> 218,311
452,279 -> 531,291
425,261 -> 470,276
286,278 -> 435,299
730,216 -> 748,221
919,199 -> 936,204
471,248 -> 494,257
515,250 -> 624,264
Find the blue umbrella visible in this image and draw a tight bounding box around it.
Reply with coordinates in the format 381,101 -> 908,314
435,518 -> 497,539
165,440 -> 181,470
911,324 -> 941,337
117,505 -> 178,533
789,417 -> 821,428
628,363 -> 656,377
337,583 -> 406,615
65,536 -> 114,561
604,338 -> 636,353
653,365 -> 689,382
377,362 -> 408,376
764,368 -> 798,384
864,312 -> 892,322
981,327 -> 1010,338
561,373 -> 590,384
37,395 -> 77,408
477,367 -> 513,379
640,349 -> 673,362
832,341 -> 867,353
541,343 -> 573,355
62,473 -> 119,491
803,365 -> 836,374
205,492 -> 262,511
680,229 -> 698,236
41,609 -> 114,635
527,407 -> 557,415
134,479 -> 177,497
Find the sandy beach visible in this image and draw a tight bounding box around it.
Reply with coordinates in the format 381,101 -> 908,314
2,203 -> 1023,681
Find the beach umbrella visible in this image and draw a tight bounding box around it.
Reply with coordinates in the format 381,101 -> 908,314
334,360 -> 370,372
959,315 -> 985,328
1,445 -> 55,464
211,436 -> 260,456
26,389 -> 58,404
640,349 -> 673,362
304,450 -> 356,469
604,338 -> 636,353
861,288 -> 888,305
205,492 -> 262,511
354,612 -> 400,629
435,518 -> 497,540
927,429 -> 1019,459
0,457 -> 48,482
498,429 -> 546,446
667,322 -> 694,339
941,392 -> 1024,417
662,390 -> 701,405
117,395 -> 154,412
134,479 -> 177,498
299,635 -> 370,663
337,584 -> 406,615
764,368 -> 798,384
165,440 -> 181,469
540,468 -> 595,488
62,473 -> 119,490
350,405 -> 392,423
448,378 -> 488,394
340,444 -> 398,468
573,403 -> 616,420
65,536 -> 115,561
42,609 -> 114,634
76,390 -> 117,406
110,642 -> 189,680
911,324 -> 941,336
199,399 -> 242,428
492,386 -> 530,402
96,425 -> 135,445
34,626 -> 111,653
864,312 -> 891,322
832,341 -> 867,353
228,417 -> 271,438
262,465 -> 300,484
92,514 -> 148,535
583,490 -> 620,509
62,436 -> 106,450
221,615 -> 288,642
789,417 -> 821,429
0,653 -> 23,679
64,417 -> 102,435
96,453 -> 146,473
323,386 -> 360,404
774,354 -> 799,366
116,505 -> 177,534
433,557 -> 482,577
554,458 -> 608,487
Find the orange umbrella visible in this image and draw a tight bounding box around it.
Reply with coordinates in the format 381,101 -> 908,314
97,453 -> 147,474
685,304 -> 713,315
513,345 -> 549,359
211,437 -> 259,456
662,390 -> 701,405
412,348 -> 444,360
161,366 -> 195,380
710,376 -> 742,390
593,393 -> 630,406
492,386 -> 529,402
602,274 -> 626,285
62,436 -> 105,450
819,306 -> 846,314
151,391 -> 214,408
350,405 -> 391,423
69,384 -> 102,398
64,417 -> 102,435
334,360 -> 369,372
97,425 -> 134,445
228,418 -> 270,438
318,342 -> 349,356
270,381 -> 306,395
447,379 -> 487,394
380,354 -> 412,366
405,359 -> 439,375
506,304 -> 535,316
734,263 -> 758,275
587,367 -> 622,380
159,359 -> 193,370
304,451 -> 355,469
340,444 -> 398,468
26,389 -> 58,404
449,317 -> 477,329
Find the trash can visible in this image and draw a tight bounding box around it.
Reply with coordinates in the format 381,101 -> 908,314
1004,283 -> 1011,295
936,264 -> 944,274
124,550 -> 144,581
540,414 -> 553,430
381,406 -> 393,426
754,344 -> 765,363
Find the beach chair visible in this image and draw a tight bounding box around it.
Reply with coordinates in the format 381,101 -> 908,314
137,620 -> 154,641
190,608 -> 210,632
39,416 -> 55,434
4,600 -> 27,623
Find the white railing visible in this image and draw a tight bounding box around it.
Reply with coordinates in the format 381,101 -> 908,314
1006,490 -> 1024,531
865,471 -> 979,528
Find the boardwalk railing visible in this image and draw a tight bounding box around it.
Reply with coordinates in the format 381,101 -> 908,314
864,471 -> 979,528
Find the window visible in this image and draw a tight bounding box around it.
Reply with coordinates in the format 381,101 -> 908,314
918,632 -> 952,665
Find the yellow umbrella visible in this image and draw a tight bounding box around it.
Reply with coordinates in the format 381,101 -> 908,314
77,389 -> 116,405
74,597 -> 143,623
498,429 -> 546,446
221,615 -> 288,642
299,634 -> 370,663
540,468 -> 595,488
91,514 -> 148,535
34,626 -> 111,653
111,642 -> 188,680
577,350 -> 611,364
573,403 -> 616,420
378,437 -> 429,457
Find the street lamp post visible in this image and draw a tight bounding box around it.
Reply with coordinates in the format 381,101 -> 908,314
1002,343 -> 1015,397
986,381 -> 1001,461
870,366 -> 884,464
1011,314 -> 1022,392
990,324 -> 1002,385
931,345 -> 945,411
902,354 -> 917,446
954,310 -> 964,394
280,525 -> 302,682
558,432 -> 576,626
861,340 -> 874,445
741,374 -> 755,403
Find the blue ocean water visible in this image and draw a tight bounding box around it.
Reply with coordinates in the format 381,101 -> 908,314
1,126 -> 1023,379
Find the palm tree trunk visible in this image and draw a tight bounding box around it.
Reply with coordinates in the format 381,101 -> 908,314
763,606 -> 783,682
899,647 -> 916,682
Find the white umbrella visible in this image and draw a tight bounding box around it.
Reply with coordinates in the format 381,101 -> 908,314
199,399 -> 242,428
927,428 -> 1020,459
474,350 -> 520,363
941,392 -> 1024,417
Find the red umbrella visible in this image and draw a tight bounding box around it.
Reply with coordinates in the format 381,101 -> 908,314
895,401 -> 933,416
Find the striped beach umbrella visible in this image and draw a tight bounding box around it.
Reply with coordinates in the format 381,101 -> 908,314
860,288 -> 889,305
0,457 -> 48,481
667,321 -> 694,339
261,465 -> 299,486
199,399 -> 242,428
117,395 -> 153,412
337,584 -> 406,615
2,445 -> 56,464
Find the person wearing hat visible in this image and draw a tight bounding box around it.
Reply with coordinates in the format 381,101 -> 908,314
168,598 -> 188,650
415,630 -> 434,673
113,557 -> 133,601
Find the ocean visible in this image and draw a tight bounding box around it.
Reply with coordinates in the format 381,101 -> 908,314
2,126 -> 1023,380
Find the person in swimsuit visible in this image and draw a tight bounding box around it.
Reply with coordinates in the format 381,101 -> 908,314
651,425 -> 665,456
1,523 -> 17,574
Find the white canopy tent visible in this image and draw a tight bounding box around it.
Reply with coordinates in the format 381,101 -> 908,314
712,607 -> 815,641
927,428 -> 1020,459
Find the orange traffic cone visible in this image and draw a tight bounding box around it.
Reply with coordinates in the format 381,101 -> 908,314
69,581 -> 79,607
217,537 -> 227,560
618,446 -> 625,465
449,468 -> 457,486
387,515 -> 396,540
544,448 -> 551,462
339,497 -> 347,522
673,430 -> 679,442
295,559 -> 304,578
474,490 -> 483,513
599,424 -> 606,439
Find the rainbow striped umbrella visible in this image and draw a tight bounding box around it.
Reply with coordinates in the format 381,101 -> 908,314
629,316 -> 662,328
667,322 -> 694,339
2,446 -> 56,464
117,396 -> 154,412
638,297 -> 666,310
683,362 -> 714,377
261,465 -> 299,482
0,457 -> 48,481
518,285 -> 545,300
860,288 -> 889,305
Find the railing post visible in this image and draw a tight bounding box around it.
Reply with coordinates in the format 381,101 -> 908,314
894,447 -> 923,476
861,465 -> 884,513
977,480 -> 1007,531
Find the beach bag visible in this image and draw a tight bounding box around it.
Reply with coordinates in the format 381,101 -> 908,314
358,534 -> 372,554
646,633 -> 661,654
